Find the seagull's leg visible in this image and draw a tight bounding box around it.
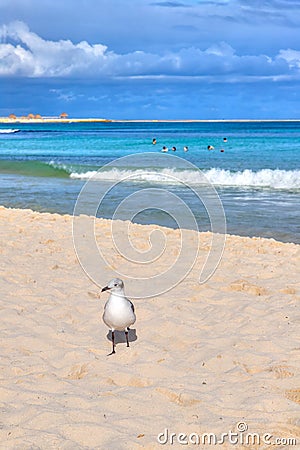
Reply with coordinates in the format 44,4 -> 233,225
125,328 -> 130,347
107,330 -> 116,355
112,331 -> 116,353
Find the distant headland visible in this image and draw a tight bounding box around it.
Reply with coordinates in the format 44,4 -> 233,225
0,113 -> 111,123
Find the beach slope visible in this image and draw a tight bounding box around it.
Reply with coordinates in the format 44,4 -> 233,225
0,207 -> 299,449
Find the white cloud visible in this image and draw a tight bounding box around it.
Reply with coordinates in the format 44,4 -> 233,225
0,21 -> 109,76
49,89 -> 80,102
278,49 -> 300,68
0,21 -> 298,81
206,42 -> 235,57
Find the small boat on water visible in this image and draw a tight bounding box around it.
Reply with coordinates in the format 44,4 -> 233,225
0,128 -> 20,134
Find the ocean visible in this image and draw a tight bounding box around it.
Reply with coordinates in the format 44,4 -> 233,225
0,121 -> 299,243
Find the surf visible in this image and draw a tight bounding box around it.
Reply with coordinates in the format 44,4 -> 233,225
69,167 -> 300,190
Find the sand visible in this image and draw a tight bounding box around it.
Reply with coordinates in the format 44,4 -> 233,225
2,117 -> 300,124
0,117 -> 110,124
0,206 -> 299,449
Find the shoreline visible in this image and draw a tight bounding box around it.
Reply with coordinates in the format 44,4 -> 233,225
1,205 -> 299,246
1,117 -> 300,124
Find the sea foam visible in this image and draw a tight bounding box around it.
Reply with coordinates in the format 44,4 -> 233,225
69,167 -> 300,190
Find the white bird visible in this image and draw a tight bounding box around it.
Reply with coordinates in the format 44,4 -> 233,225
101,278 -> 136,355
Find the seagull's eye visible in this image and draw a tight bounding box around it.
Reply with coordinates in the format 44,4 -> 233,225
114,283 -> 118,286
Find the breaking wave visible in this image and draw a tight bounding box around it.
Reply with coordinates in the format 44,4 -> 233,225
70,167 -> 300,190
1,159 -> 299,190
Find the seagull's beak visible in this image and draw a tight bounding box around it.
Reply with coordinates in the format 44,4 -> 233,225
101,286 -> 110,292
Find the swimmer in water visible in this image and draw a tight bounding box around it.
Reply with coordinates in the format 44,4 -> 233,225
223,137 -> 227,142
152,138 -> 157,145
172,146 -> 176,151
161,146 -> 168,152
183,146 -> 188,152
207,145 -> 214,150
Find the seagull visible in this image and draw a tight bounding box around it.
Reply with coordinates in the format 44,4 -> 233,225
101,278 -> 136,355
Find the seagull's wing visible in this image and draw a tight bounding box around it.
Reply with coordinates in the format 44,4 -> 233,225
129,299 -> 135,313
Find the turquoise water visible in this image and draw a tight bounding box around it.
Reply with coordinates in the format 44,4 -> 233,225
0,121 -> 299,242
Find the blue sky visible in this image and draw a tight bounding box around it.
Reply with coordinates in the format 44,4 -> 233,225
1,0 -> 300,119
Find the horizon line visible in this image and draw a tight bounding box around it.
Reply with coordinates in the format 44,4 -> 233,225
1,117 -> 300,124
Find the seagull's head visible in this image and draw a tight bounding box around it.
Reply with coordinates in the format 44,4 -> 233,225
101,278 -> 124,293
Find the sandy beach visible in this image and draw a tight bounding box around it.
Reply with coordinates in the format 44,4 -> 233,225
1,206 -> 299,449
2,117 -> 300,124
0,117 -> 111,124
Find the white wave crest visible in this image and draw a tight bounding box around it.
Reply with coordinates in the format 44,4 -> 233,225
204,168 -> 300,189
70,167 -> 300,190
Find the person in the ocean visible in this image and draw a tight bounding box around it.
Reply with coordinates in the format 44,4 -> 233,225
161,146 -> 168,152
183,146 -> 188,152
207,145 -> 214,150
172,146 -> 176,151
223,137 -> 227,142
152,138 -> 157,145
